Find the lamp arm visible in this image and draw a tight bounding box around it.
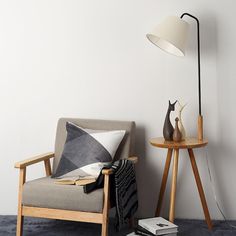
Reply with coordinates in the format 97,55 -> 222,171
180,13 -> 201,116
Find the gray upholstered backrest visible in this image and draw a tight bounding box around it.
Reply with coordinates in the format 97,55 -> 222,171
53,118 -> 136,174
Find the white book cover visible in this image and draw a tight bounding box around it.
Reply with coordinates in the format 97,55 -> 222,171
138,217 -> 178,235
127,232 -> 177,236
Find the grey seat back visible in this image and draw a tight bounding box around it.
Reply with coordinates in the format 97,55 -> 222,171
53,118 -> 136,174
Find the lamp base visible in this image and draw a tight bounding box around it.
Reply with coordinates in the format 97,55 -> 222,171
198,115 -> 203,140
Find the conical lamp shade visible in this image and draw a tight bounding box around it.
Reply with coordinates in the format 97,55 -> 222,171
147,16 -> 189,56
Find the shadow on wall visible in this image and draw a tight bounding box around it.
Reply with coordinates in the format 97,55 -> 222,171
134,125 -> 164,217
200,13 -> 218,58
185,12 -> 217,58
199,13 -> 236,219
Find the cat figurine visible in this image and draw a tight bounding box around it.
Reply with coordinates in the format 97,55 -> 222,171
163,100 -> 177,141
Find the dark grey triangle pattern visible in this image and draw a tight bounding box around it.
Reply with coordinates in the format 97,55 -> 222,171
51,154 -> 78,178
52,122 -> 112,178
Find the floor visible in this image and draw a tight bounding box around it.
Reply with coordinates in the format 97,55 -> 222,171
1,216 -> 236,236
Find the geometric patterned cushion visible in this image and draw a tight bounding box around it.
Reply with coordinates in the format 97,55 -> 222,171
52,122 -> 125,178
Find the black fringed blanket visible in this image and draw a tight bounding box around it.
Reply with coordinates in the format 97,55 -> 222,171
84,159 -> 138,231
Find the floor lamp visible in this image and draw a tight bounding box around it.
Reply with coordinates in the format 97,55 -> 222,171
147,13 -> 204,140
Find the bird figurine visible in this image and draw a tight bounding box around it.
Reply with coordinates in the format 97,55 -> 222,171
173,117 -> 182,142
177,101 -> 187,140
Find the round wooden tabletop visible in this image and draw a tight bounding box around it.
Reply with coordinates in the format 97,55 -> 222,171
150,137 -> 208,149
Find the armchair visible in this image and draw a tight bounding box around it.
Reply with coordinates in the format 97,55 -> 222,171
15,118 -> 137,236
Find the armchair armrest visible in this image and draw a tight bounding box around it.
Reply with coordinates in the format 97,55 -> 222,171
14,152 -> 54,169
127,156 -> 138,164
102,169 -> 113,175
102,156 -> 138,175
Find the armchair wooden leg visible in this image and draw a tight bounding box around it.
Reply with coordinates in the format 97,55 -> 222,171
101,174 -> 110,236
16,168 -> 26,236
101,213 -> 109,236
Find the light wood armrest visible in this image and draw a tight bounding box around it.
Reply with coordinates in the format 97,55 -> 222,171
102,169 -> 113,175
102,156 -> 138,175
14,152 -> 54,169
127,156 -> 138,164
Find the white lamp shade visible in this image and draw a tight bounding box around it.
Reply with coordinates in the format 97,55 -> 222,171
147,16 -> 189,56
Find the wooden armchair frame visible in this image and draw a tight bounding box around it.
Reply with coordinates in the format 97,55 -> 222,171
15,153 -> 138,236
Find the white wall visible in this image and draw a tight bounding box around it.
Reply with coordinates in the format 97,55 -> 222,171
0,0 -> 235,220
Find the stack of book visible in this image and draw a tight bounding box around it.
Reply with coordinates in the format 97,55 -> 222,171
127,217 -> 178,236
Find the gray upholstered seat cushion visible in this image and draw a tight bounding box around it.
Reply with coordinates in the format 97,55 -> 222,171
22,177 -> 104,213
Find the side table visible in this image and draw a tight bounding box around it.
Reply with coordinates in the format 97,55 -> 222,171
150,137 -> 212,230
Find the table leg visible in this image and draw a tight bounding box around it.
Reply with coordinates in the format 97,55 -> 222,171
169,149 -> 179,222
188,148 -> 213,230
155,148 -> 173,216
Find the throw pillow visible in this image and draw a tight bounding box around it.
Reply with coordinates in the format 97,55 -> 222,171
52,122 -> 126,178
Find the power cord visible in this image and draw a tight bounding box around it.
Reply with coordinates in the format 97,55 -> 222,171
205,147 -> 236,229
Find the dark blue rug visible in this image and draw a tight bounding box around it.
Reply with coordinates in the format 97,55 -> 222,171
1,216 -> 236,235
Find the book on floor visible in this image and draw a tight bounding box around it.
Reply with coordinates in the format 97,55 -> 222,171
54,175 -> 96,186
127,231 -> 176,236
127,224 -> 156,236
138,217 -> 178,235
127,223 -> 177,236
135,225 -> 156,236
